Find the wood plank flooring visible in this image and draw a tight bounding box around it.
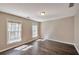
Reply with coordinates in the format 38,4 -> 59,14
0,39 -> 78,55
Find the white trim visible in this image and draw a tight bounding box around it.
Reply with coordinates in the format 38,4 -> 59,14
47,39 -> 74,45
7,19 -> 22,44
73,17 -> 79,54
45,39 -> 79,54
32,24 -> 38,38
0,39 -> 34,52
74,44 -> 79,54
7,39 -> 21,44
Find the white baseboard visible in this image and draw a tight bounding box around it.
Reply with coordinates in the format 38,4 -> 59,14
46,39 -> 79,54
47,39 -> 74,45
51,39 -> 79,54
0,45 -> 20,53
74,44 -> 79,54
0,39 -> 35,52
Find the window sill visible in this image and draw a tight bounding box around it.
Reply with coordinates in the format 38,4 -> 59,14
7,39 -> 21,44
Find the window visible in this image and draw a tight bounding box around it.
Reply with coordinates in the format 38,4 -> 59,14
32,24 -> 38,38
7,21 -> 22,44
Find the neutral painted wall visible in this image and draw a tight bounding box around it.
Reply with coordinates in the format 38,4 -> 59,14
74,10 -> 79,53
0,12 -> 40,52
41,16 -> 74,44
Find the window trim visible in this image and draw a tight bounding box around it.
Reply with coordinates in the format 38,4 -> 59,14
7,19 -> 22,44
32,23 -> 38,38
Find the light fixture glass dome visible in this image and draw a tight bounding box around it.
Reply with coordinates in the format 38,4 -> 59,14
41,12 -> 45,16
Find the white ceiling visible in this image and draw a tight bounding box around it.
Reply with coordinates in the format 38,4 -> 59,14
0,3 -> 79,22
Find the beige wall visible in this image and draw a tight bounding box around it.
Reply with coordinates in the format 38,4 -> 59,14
0,11 -> 77,53
0,12 -> 40,52
41,16 -> 74,44
74,10 -> 79,53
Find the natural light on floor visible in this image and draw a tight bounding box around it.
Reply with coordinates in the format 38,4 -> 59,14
14,45 -> 33,51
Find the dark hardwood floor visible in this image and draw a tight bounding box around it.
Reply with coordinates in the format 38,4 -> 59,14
0,39 -> 78,55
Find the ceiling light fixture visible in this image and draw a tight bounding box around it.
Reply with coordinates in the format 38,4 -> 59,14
41,12 -> 45,16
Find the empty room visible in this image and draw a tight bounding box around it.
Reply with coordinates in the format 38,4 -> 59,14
0,3 -> 79,55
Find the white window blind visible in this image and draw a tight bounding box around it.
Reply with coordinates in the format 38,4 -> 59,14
32,24 -> 38,38
7,21 -> 22,44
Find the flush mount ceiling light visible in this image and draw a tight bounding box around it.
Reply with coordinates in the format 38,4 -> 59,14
41,12 -> 45,16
